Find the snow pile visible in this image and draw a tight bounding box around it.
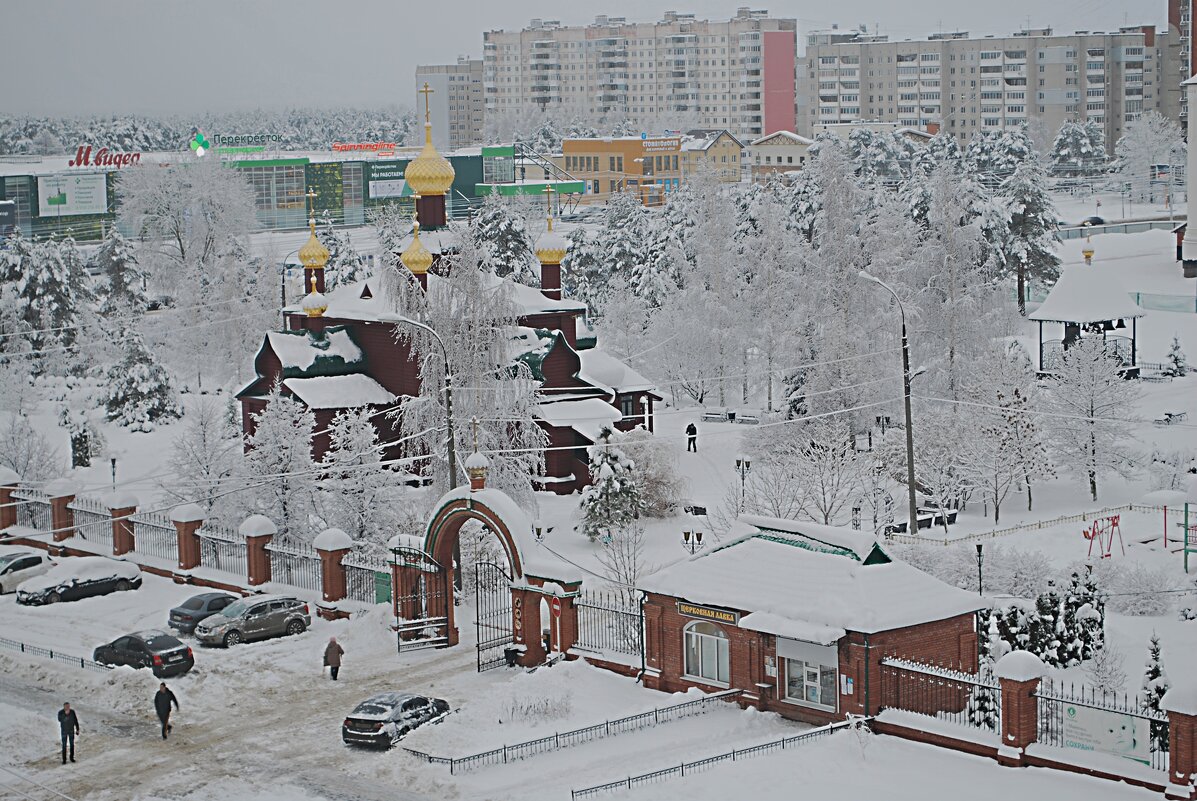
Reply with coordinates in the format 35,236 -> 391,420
169,503 -> 205,523
0,466 -> 20,486
995,650 -> 1047,682
104,491 -> 139,509
1161,680 -> 1197,716
266,328 -> 362,371
238,514 -> 277,538
312,527 -> 353,551
282,374 -> 396,410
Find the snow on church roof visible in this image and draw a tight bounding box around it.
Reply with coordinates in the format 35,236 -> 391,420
641,516 -> 984,638
578,349 -> 657,396
267,328 -> 363,372
535,397 -> 621,443
1028,264 -> 1144,324
282,375 -> 396,410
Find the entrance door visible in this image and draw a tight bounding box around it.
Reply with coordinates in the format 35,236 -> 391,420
474,559 -> 513,672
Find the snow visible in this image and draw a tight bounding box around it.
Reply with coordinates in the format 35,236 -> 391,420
464,450 -> 490,470
103,491 -> 139,509
750,130 -> 813,146
312,527 -> 353,551
238,514 -> 277,538
577,348 -> 657,394
43,477 -> 77,498
1161,680 -> 1197,716
265,328 -> 362,371
0,466 -> 21,485
1028,264 -> 1145,324
535,397 -> 622,443
281,374 -> 396,410
737,611 -> 844,645
995,650 -> 1048,682
17,555 -> 139,593
169,503 -> 205,524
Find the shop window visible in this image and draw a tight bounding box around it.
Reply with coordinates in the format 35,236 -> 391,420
784,658 -> 837,711
683,620 -> 729,685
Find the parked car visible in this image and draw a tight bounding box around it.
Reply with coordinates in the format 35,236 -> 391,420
0,551 -> 56,593
93,630 -> 194,677
193,594 -> 310,647
168,592 -> 238,635
341,693 -> 450,748
1082,215 -> 1105,226
15,557 -> 141,605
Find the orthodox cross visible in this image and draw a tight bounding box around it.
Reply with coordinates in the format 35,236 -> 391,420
419,82 -> 434,124
305,188 -> 317,219
543,184 -> 555,228
470,417 -> 480,454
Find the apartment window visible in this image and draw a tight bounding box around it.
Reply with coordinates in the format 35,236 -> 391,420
683,621 -> 729,685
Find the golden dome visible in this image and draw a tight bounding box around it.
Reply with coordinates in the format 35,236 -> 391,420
535,216 -> 569,264
400,219 -> 434,276
404,123 -> 455,197
301,274 -> 327,318
298,220 -> 330,270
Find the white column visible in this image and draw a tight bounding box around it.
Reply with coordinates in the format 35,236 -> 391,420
1183,75 -> 1197,266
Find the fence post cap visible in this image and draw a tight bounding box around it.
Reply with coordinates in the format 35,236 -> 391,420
0,467 -> 20,487
105,492 -> 139,510
1162,679 -> 1197,716
239,514 -> 278,538
995,650 -> 1048,682
44,478 -> 77,498
169,503 -> 205,524
313,527 -> 353,552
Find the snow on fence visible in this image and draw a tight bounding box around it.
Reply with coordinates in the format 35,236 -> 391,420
267,540 -> 322,593
888,504 -> 1166,546
197,525 -> 248,579
569,718 -> 861,799
879,657 -> 999,733
343,548 -> 389,605
574,589 -> 643,659
0,635 -> 113,674
68,496 -> 111,551
11,487 -> 51,532
1035,677 -> 1169,773
404,688 -> 742,775
131,511 -> 178,563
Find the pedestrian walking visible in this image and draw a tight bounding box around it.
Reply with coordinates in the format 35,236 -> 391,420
57,702 -> 79,764
323,637 -> 344,681
154,683 -> 179,740
685,422 -> 697,452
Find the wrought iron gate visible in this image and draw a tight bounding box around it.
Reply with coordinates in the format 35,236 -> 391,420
475,560 -> 514,672
396,557 -> 450,655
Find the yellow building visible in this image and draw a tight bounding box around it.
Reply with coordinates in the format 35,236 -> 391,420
680,129 -> 744,183
561,136 -> 682,206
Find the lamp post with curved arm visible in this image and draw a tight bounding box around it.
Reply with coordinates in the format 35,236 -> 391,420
860,270 -> 918,535
394,317 -> 457,492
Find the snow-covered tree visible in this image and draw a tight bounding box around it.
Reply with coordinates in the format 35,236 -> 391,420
791,419 -> 868,526
1140,633 -> 1170,751
318,212 -> 367,290
95,227 -> 147,318
579,427 -> 645,542
1000,159 -> 1061,314
1163,334 -> 1188,377
612,426 -> 684,518
319,408 -> 402,545
243,383 -> 317,544
1,232 -> 86,354
1085,642 -> 1127,695
59,406 -> 105,468
0,414 -> 62,483
101,332 -> 181,431
965,127 -> 1035,182
597,523 -> 651,617
1115,111 -> 1185,202
162,396 -> 239,523
1046,337 -> 1139,501
471,193 -> 539,285
846,128 -> 906,183
967,659 -> 1000,731
1049,120 -> 1106,177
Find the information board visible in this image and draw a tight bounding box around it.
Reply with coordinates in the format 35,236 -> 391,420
37,173 -> 107,217
1062,703 -> 1150,764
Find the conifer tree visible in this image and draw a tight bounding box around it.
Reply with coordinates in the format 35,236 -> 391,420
579,427 -> 645,542
101,332 -> 181,431
1163,335 -> 1188,377
95,227 -> 147,317
318,211 -> 367,289
1001,159 -> 1061,314
1140,633 -> 1170,751
243,383 -> 317,544
968,659 -> 1000,731
1049,120 -> 1106,177
470,194 -> 538,285
1,232 -> 84,354
320,408 -> 401,544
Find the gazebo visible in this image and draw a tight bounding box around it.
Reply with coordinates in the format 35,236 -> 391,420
1029,264 -> 1145,378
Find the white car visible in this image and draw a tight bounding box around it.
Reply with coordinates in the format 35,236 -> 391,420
0,551 -> 55,593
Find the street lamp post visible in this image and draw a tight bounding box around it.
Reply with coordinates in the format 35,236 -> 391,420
975,543 -> 984,596
681,530 -> 704,555
735,457 -> 751,512
860,271 -> 918,536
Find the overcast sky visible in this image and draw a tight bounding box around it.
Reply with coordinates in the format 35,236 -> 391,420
8,0 -> 1158,116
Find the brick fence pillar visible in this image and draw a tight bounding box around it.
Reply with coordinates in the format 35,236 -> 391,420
45,479 -> 76,543
108,494 -> 138,556
511,587 -> 544,667
314,528 -> 353,620
239,515 -> 276,586
1164,685 -> 1197,799
995,651 -> 1047,767
170,504 -> 205,572
0,468 -> 20,531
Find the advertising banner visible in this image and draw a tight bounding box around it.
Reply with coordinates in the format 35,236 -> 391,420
366,161 -> 410,200
0,200 -> 15,236
1061,703 -> 1150,764
37,173 -> 108,217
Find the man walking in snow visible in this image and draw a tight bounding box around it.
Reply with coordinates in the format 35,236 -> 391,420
323,637 -> 344,681
57,702 -> 79,764
685,422 -> 697,452
154,683 -> 179,740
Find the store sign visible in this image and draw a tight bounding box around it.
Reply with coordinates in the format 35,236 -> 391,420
68,145 -> 141,168
333,141 -> 399,153
366,161 -> 409,199
642,137 -> 681,152
1062,704 -> 1150,764
677,601 -> 739,625
213,133 -> 283,147
38,173 -> 108,216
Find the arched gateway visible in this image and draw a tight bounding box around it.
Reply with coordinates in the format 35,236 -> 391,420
389,458 -> 584,670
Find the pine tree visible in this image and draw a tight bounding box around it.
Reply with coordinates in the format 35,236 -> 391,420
1139,633 -> 1170,751
1049,120 -> 1106,177
101,332 -> 181,431
470,194 -> 538,285
95,227 -> 147,318
1163,335 -> 1188,377
1,231 -> 84,353
1034,580 -> 1063,666
579,427 -> 645,542
968,659 -> 1000,731
1001,159 -> 1061,314
243,383 -> 317,544
318,211 -> 367,290
319,408 -> 401,544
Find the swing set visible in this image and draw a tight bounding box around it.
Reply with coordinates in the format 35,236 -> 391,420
1083,514 -> 1125,559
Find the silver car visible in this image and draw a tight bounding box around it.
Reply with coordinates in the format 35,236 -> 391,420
0,551 -> 55,593
194,594 -> 311,647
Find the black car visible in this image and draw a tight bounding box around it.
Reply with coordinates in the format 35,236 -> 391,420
93,630 -> 194,677
1082,215 -> 1105,226
168,592 -> 237,635
342,693 -> 450,748
15,557 -> 142,605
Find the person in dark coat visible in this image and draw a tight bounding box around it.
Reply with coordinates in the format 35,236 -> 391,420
154,683 -> 179,740
323,637 -> 344,681
686,422 -> 697,452
58,702 -> 79,763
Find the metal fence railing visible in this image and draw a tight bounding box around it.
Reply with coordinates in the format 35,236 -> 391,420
344,548 -> 389,604
197,526 -> 248,579
268,541 -> 322,593
12,488 -> 51,532
132,511 -> 178,563
574,590 -> 643,658
879,657 -> 1000,733
887,503 -> 1167,546
405,689 -> 742,775
68,496 -> 111,552
1036,677 -> 1169,773
569,718 -> 860,799
0,635 -> 113,674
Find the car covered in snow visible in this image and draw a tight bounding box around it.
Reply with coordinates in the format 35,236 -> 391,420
15,557 -> 142,605
0,551 -> 56,593
193,594 -> 310,647
341,693 -> 450,748
168,591 -> 238,635
93,629 -> 195,677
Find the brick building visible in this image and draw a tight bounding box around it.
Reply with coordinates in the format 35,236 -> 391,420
680,129 -> 744,182
637,515 -> 984,724
561,135 -> 682,205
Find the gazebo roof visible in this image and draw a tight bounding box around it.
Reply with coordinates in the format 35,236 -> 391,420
1028,264 -> 1144,324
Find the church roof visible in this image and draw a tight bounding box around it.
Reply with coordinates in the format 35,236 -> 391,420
266,327 -> 364,377
282,375 -> 397,410
1028,264 -> 1144,324
578,348 -> 657,396
535,397 -> 622,443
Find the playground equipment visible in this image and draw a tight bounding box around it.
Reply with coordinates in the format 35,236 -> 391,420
1183,504 -> 1197,573
1084,514 -> 1125,559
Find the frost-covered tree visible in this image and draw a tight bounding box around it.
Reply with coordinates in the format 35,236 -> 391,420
1001,160 -> 1061,314
318,212 -> 367,290
1049,120 -> 1107,177
162,396 -> 239,522
1163,334 -> 1188,377
791,419 -> 868,526
1085,642 -> 1127,695
580,427 -> 645,542
1140,633 -> 1170,751
965,127 -> 1035,181
612,426 -> 684,518
1,232 -> 86,354
968,659 -> 1000,731
102,332 -> 181,431
1046,337 -> 1139,501
846,128 -> 906,183
59,406 -> 105,469
560,226 -> 604,310
319,408 -> 401,544
95,227 -> 147,318
471,194 -> 539,285
243,383 -> 317,544
1115,111 -> 1185,202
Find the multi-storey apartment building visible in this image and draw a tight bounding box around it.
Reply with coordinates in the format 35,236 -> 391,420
483,8 -> 796,141
799,27 -> 1165,154
415,57 -> 486,151
1164,0 -> 1195,126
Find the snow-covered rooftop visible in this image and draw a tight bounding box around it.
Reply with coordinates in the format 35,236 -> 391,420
641,516 -> 985,638
1028,264 -> 1145,324
577,349 -> 656,395
266,328 -> 363,372
535,397 -> 621,443
282,375 -> 396,410
750,131 -> 814,147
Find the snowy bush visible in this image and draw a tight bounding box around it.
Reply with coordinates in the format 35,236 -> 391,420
503,686 -> 573,723
1101,562 -> 1175,617
101,333 -> 181,431
612,427 -> 683,518
1140,634 -> 1170,751
1084,642 -> 1128,695
1163,335 -> 1188,378
0,414 -> 63,483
